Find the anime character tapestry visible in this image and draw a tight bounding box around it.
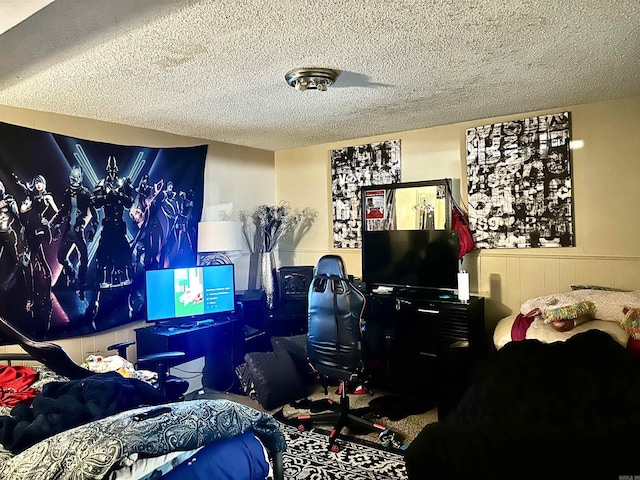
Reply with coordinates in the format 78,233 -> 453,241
466,112 -> 574,249
0,121 -> 207,341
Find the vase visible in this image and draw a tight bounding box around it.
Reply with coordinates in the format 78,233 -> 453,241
261,251 -> 277,310
247,252 -> 262,290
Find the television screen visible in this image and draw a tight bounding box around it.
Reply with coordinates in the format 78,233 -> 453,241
362,229 -> 459,291
145,264 -> 235,323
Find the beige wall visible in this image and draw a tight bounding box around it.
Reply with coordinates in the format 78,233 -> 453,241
0,106 -> 276,362
275,96 -> 640,335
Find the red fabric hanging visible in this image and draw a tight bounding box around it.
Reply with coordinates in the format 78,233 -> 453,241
0,365 -> 40,408
452,205 -> 475,259
445,179 -> 475,260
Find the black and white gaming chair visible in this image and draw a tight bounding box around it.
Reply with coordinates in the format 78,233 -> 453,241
301,254 -> 391,451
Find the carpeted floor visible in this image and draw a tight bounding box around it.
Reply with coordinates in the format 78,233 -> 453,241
190,382 -> 438,448
279,383 -> 438,448
189,385 -> 436,478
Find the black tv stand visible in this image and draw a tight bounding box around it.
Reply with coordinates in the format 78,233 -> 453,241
364,289 -> 485,419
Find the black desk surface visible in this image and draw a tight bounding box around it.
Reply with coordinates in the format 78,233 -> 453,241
145,315 -> 237,335
135,314 -> 241,363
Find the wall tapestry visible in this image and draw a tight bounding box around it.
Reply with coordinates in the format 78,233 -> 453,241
0,121 -> 207,342
466,112 -> 574,249
331,139 -> 401,248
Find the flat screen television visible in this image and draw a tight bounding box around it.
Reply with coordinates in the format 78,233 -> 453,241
362,229 -> 459,292
145,264 -> 235,324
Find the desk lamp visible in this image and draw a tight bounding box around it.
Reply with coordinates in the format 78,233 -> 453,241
197,221 -> 245,265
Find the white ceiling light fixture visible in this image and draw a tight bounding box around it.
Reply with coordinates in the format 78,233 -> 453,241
285,67 -> 340,92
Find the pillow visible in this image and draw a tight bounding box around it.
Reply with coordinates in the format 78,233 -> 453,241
236,350 -> 308,411
543,301 -> 595,324
550,317 -> 589,332
620,307 -> 640,340
270,335 -> 315,384
525,317 -> 630,347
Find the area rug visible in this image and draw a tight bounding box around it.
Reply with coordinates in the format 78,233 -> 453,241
280,421 -> 407,480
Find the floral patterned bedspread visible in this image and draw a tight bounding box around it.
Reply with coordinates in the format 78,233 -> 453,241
0,398 -> 286,480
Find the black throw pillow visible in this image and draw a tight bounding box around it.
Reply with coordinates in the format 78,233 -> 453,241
237,350 -> 308,411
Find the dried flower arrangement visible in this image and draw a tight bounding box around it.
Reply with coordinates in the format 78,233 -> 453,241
239,201 -> 310,253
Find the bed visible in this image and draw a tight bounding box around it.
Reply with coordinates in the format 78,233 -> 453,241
493,287 -> 640,350
405,288 -> 640,480
0,365 -> 286,480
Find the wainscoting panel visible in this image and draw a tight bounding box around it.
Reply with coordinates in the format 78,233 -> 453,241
476,253 -> 640,333
574,259 -> 617,289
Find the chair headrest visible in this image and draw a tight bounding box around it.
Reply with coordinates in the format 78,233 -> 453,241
315,255 -> 347,278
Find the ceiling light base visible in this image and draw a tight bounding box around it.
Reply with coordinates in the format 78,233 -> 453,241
285,67 -> 340,91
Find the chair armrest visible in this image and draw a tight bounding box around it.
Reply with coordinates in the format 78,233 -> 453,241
136,351 -> 186,365
107,340 -> 136,358
137,351 -> 186,399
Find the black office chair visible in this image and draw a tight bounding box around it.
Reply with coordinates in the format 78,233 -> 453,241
0,316 -> 188,401
106,339 -> 188,400
299,254 -> 393,451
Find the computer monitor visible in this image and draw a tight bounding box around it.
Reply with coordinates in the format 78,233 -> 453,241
145,264 -> 235,324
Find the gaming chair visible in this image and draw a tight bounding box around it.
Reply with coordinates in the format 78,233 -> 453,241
301,254 -> 392,451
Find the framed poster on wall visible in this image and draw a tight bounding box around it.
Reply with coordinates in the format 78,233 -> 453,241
466,112 -> 574,249
330,140 -> 401,248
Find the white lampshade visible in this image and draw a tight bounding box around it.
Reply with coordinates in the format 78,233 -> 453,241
197,221 -> 246,253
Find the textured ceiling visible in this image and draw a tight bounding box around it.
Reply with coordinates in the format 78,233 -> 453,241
0,0 -> 638,151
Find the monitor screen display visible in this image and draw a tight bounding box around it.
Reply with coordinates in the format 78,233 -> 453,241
362,229 -> 459,291
145,264 -> 235,323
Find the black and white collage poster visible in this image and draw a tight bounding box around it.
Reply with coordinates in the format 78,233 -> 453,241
331,140 -> 401,248
466,112 -> 574,249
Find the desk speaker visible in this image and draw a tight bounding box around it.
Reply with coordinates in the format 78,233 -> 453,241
278,266 -> 314,300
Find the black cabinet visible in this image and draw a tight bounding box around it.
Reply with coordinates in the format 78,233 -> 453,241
364,292 -> 484,415
267,298 -> 308,337
268,266 -> 313,337
237,266 -> 313,345
236,290 -> 270,352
